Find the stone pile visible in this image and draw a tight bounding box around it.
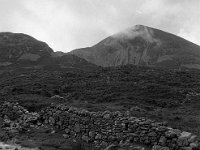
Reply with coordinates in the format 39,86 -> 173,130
0,102 -> 40,132
0,102 -> 199,150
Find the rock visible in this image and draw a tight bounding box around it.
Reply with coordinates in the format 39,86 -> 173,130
49,117 -> 55,125
50,130 -> 55,134
177,132 -> 193,147
95,134 -> 102,140
89,131 -> 95,138
101,141 -> 108,147
63,134 -> 69,139
103,113 -> 111,119
37,122 -> 42,126
82,135 -> 90,143
190,142 -> 199,149
165,129 -> 181,138
148,132 -> 157,137
156,126 -> 167,132
51,95 -> 64,99
161,147 -> 170,150
188,135 -> 197,143
125,111 -> 131,116
108,135 -> 117,142
159,136 -> 167,146
180,132 -> 192,140
177,137 -> 189,147
130,106 -> 146,112
74,123 -> 80,133
180,147 -> 192,150
152,145 -> 162,150
161,121 -> 168,126
65,128 -> 70,134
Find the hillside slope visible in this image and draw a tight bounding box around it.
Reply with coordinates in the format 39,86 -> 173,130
0,32 -> 97,70
70,25 -> 200,69
0,32 -> 53,65
1,65 -> 200,136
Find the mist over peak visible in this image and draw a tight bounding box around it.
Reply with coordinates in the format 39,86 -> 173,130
112,25 -> 161,45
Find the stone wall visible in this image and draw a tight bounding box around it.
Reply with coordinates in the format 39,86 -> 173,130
0,102 -> 199,150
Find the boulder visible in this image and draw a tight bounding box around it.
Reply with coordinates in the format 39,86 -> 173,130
177,132 -> 193,147
177,137 -> 189,147
63,134 -> 69,139
152,145 -> 162,150
190,142 -> 199,149
64,128 -> 70,134
48,117 -> 55,125
89,131 -> 95,138
188,135 -> 197,143
165,129 -> 181,138
82,135 -> 90,143
95,134 -> 102,140
180,132 -> 192,140
103,113 -> 111,119
159,136 -> 167,146
148,132 -> 157,137
101,141 -> 108,147
74,123 -> 80,133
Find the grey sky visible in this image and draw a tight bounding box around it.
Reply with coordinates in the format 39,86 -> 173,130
0,0 -> 199,52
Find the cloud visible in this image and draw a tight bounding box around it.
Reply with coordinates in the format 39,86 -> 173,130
0,0 -> 199,52
112,25 -> 161,45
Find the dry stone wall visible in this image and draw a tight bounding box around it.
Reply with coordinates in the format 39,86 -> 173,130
0,102 -> 199,150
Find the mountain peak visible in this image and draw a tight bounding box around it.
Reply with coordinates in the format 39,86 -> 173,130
112,24 -> 159,44
131,24 -> 147,30
70,25 -> 200,69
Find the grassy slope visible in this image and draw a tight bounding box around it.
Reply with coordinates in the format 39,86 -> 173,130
0,65 -> 200,136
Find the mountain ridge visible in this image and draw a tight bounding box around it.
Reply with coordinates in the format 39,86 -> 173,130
0,32 -> 97,70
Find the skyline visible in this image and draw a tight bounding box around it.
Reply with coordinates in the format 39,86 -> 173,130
0,0 -> 200,52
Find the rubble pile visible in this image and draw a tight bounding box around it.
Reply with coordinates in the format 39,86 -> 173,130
0,102 -> 40,131
0,102 -> 199,150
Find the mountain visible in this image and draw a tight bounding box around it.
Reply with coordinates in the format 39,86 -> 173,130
0,32 -> 53,66
0,32 -> 97,70
70,25 -> 200,69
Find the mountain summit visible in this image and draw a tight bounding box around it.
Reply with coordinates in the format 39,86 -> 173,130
70,25 -> 200,69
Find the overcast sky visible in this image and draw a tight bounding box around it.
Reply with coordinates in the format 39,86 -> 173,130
0,0 -> 200,52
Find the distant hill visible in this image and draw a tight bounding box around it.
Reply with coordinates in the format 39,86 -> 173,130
70,25 -> 200,69
0,32 -> 53,65
0,32 -> 97,70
